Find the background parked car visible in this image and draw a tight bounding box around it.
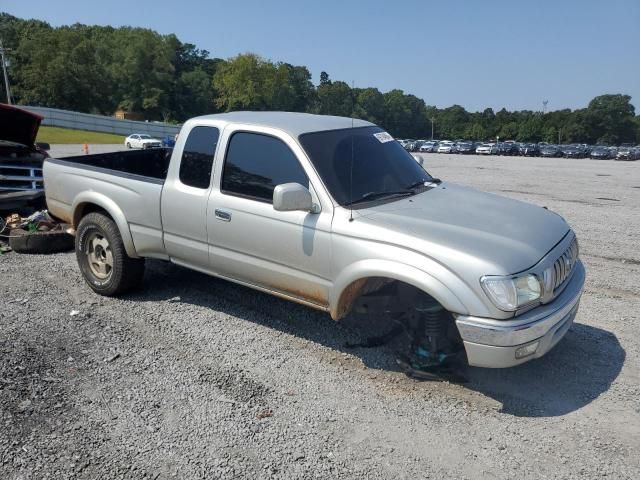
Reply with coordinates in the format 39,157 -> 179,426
0,103 -> 50,211
615,147 -> 636,160
497,142 -> 519,156
124,134 -> 162,149
419,140 -> 439,152
561,144 -> 585,159
413,140 -> 426,152
403,139 -> 417,152
437,140 -> 456,153
162,135 -> 176,148
590,146 -> 614,160
519,143 -> 539,156
539,144 -> 562,158
475,143 -> 497,155
455,141 -> 475,154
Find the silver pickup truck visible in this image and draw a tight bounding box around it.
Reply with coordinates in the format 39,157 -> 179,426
44,112 -> 585,370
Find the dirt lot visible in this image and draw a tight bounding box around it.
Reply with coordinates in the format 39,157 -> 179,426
1,153 -> 639,479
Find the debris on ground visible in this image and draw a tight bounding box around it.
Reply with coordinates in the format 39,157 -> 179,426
256,408 -> 273,419
1,210 -> 75,254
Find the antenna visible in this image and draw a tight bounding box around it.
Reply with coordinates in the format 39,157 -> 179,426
349,80 -> 355,222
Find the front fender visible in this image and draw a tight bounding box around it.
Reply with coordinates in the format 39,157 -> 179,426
329,259 -> 470,320
72,191 -> 138,258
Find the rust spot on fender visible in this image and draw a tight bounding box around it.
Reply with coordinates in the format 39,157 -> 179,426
333,278 -> 368,320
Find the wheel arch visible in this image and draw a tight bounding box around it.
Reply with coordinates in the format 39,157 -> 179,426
329,260 -> 469,320
72,192 -> 138,258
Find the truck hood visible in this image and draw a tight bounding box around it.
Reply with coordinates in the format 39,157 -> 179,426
356,182 -> 569,275
0,103 -> 43,147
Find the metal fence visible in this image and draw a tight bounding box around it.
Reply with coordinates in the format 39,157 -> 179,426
22,106 -> 181,138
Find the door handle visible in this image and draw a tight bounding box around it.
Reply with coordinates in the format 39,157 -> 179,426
215,209 -> 232,222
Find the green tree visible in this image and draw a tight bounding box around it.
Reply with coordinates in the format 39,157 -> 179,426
319,71 -> 331,86
516,116 -> 543,142
584,94 -> 636,144
353,87 -> 385,124
436,105 -> 470,139
499,122 -> 519,140
212,53 -> 273,111
464,123 -> 486,141
317,80 -> 353,117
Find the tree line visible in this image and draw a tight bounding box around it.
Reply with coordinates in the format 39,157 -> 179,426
1,13 -> 638,144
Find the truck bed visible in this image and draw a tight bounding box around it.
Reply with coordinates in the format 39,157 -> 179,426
50,148 -> 172,182
44,148 -> 173,259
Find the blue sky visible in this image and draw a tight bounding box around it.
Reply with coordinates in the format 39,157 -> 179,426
3,0 -> 639,112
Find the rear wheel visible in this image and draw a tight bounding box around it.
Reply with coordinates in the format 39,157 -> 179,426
126,142 -> 131,148
76,212 -> 144,296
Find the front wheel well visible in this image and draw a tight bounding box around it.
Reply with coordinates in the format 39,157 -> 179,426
335,277 -> 465,366
334,277 -> 443,320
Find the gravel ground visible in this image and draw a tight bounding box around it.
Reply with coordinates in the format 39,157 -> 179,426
1,152 -> 639,479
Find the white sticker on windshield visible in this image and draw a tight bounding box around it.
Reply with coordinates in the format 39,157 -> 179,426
373,131 -> 394,143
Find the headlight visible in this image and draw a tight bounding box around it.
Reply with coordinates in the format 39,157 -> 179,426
480,274 -> 542,311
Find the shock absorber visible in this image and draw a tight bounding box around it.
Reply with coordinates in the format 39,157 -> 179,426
417,301 -> 447,356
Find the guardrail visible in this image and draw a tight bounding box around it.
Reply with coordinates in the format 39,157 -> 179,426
22,106 -> 181,138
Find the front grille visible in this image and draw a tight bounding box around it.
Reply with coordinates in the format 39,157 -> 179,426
550,237 -> 579,292
0,165 -> 44,192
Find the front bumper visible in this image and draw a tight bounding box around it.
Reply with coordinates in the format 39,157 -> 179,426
455,260 -> 585,368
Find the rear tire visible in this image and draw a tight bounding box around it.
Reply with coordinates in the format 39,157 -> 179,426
75,212 -> 145,296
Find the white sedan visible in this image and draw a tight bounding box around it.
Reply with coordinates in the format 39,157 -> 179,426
437,141 -> 456,153
124,134 -> 162,149
476,143 -> 497,155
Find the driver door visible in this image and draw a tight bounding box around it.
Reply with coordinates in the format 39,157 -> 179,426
207,127 -> 333,308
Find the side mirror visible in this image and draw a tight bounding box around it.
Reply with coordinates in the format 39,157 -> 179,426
36,142 -> 51,151
273,183 -> 313,212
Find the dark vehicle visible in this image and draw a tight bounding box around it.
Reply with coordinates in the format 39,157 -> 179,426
615,146 -> 638,161
561,145 -> 585,159
497,142 -> 519,156
590,146 -> 614,160
519,143 -> 539,156
162,135 -> 176,148
539,144 -> 562,158
413,140 -> 426,152
0,103 -> 50,211
456,141 -> 475,154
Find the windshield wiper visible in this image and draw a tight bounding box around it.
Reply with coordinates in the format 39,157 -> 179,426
406,178 -> 441,191
346,190 -> 414,206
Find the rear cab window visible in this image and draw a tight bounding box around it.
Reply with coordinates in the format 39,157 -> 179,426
179,126 -> 220,189
221,132 -> 308,203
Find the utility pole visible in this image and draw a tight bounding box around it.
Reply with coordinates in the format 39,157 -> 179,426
0,39 -> 12,104
431,118 -> 435,140
542,100 -> 548,115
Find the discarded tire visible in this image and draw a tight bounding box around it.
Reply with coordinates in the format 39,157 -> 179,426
8,228 -> 75,254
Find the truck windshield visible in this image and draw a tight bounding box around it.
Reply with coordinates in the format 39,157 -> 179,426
299,126 -> 434,207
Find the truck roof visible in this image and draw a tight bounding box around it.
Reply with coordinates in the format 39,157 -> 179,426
189,111 -> 375,137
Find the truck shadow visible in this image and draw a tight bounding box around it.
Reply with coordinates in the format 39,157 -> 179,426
462,323 -> 625,417
127,260 -> 625,419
